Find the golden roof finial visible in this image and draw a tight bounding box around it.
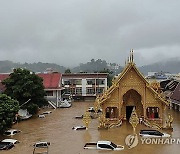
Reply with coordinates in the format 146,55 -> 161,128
130,50 -> 132,62
132,49 -> 134,62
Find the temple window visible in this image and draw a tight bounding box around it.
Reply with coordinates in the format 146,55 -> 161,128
146,107 -> 159,119
105,107 -> 118,119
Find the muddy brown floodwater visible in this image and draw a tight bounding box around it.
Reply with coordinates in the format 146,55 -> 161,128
0,102 -> 180,154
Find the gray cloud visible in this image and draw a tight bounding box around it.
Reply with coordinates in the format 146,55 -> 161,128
0,0 -> 180,67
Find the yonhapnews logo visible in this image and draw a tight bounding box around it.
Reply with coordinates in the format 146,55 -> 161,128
125,134 -> 180,149
125,134 -> 138,149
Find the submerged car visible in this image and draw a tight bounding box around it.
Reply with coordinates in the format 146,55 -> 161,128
4,129 -> 21,136
84,140 -> 124,151
42,111 -> 52,115
0,141 -> 14,150
75,115 -> 94,119
33,141 -> 50,154
33,141 -> 50,148
72,126 -> 87,130
0,139 -> 19,150
38,114 -> 45,118
139,130 -> 171,138
75,115 -> 84,119
88,107 -> 102,113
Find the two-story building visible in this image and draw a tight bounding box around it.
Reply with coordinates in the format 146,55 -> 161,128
62,73 -> 108,101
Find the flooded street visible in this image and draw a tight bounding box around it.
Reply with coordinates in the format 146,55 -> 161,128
1,102 -> 180,154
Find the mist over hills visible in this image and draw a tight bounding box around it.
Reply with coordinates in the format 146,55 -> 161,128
0,60 -> 66,73
0,58 -> 179,75
139,58 -> 180,75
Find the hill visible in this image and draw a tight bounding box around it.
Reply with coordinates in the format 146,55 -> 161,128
0,58 -> 179,75
139,58 -> 180,75
0,61 -> 66,73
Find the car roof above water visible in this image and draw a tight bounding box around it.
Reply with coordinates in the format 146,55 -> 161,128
97,141 -> 112,145
140,130 -> 160,132
1,139 -> 19,144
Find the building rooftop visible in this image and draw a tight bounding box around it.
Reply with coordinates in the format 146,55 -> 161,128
38,73 -> 62,89
62,73 -> 108,78
170,83 -> 180,102
0,72 -> 62,91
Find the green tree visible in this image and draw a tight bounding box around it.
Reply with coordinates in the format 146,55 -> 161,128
2,68 -> 47,114
64,68 -> 71,73
0,94 -> 19,133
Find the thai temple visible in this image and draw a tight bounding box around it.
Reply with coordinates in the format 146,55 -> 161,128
95,50 -> 169,129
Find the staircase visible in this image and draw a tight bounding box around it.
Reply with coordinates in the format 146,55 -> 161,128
48,101 -> 57,109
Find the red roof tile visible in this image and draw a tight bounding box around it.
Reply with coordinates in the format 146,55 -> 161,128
0,73 -> 62,91
38,73 -> 62,89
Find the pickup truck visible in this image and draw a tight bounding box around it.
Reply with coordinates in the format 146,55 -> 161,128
84,141 -> 124,151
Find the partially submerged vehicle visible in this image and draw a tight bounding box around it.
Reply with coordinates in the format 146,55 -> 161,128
0,141 -> 14,150
139,130 -> 171,138
33,141 -> 50,154
88,107 -> 102,113
72,126 -> 87,130
4,129 -> 21,136
75,115 -> 94,119
0,139 -> 19,150
84,141 -> 124,151
18,109 -> 32,120
59,99 -> 71,108
75,115 -> 84,119
42,111 -> 52,115
38,114 -> 45,118
1,139 -> 19,144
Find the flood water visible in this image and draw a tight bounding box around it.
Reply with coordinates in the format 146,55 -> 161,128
1,102 -> 180,154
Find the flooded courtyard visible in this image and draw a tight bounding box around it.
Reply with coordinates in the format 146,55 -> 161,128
1,101 -> 180,154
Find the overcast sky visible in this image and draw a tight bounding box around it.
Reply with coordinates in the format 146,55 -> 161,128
0,0 -> 180,67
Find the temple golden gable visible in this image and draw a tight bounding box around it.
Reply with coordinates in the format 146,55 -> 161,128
95,50 -> 169,127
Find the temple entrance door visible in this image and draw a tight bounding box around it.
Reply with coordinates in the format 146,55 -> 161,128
126,106 -> 134,121
122,89 -> 143,121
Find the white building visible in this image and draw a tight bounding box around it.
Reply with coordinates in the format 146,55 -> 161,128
62,73 -> 108,101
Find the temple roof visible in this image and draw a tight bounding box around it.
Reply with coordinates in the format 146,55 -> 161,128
97,50 -> 169,106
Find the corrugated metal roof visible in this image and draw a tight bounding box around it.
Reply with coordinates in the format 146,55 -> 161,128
170,83 -> 180,102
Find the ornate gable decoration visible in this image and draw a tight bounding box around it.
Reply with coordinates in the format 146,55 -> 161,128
97,49 -> 169,106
